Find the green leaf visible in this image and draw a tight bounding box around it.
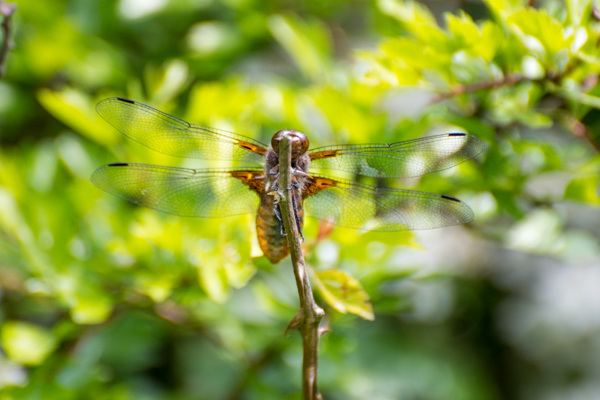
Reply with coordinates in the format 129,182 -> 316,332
565,176 -> 600,204
450,51 -> 496,84
487,82 -> 552,127
446,12 -> 480,46
507,9 -> 567,66
567,0 -> 594,26
37,88 -> 119,147
561,89 -> 600,109
143,59 -> 190,105
446,15 -> 503,62
268,14 -> 332,82
378,0 -> 444,43
190,246 -> 230,304
186,22 -> 242,57
311,268 -> 375,320
1,321 -> 58,366
69,293 -> 113,325
56,278 -> 114,325
134,271 -> 176,303
484,0 -> 530,18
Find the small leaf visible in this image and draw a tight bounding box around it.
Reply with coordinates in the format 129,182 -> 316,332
144,59 -> 190,105
567,0 -> 594,26
565,176 -> 600,204
311,268 -> 374,321
378,0 -> 444,43
186,22 -> 240,57
190,247 -> 229,304
561,89 -> 600,109
69,293 -> 113,325
1,321 -> 58,366
507,9 -> 567,65
484,0 -> 529,17
134,271 -> 176,303
37,88 -> 119,147
446,12 -> 480,46
268,14 -> 332,82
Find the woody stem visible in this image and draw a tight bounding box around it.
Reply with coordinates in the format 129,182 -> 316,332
0,2 -> 16,80
276,136 -> 325,400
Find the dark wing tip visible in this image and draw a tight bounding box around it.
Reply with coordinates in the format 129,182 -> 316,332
449,132 -> 487,158
91,163 -> 129,190
441,194 -> 461,202
96,97 -> 135,115
439,194 -> 476,224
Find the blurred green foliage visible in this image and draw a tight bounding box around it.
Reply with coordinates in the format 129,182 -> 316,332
1,0 -> 599,399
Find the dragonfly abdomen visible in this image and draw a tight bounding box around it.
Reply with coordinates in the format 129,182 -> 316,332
256,194 -> 289,263
256,189 -> 305,264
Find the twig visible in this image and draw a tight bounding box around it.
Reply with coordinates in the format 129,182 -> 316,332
275,135 -> 325,400
430,75 -> 522,103
563,114 -> 600,153
0,2 -> 16,80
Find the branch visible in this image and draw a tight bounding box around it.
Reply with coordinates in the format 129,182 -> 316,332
430,75 -> 522,103
562,114 -> 600,153
275,135 -> 325,400
430,58 -> 586,105
0,2 -> 16,80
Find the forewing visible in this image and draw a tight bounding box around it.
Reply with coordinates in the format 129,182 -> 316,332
309,133 -> 485,178
97,97 -> 268,162
91,163 -> 264,217
303,176 -> 474,231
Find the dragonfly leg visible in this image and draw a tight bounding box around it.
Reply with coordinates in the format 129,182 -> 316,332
284,176 -> 299,191
271,190 -> 303,241
292,168 -> 312,179
273,204 -> 287,237
290,189 -> 305,243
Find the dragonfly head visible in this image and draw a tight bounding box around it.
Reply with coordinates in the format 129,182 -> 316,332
272,129 -> 309,160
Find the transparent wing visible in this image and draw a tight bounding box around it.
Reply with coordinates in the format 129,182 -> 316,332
91,163 -> 265,217
309,133 -> 485,178
97,97 -> 268,162
303,176 -> 474,231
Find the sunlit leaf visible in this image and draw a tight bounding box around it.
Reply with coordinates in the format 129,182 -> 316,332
134,271 -> 177,302
378,0 -> 445,43
567,0 -> 594,26
565,176 -> 600,204
507,9 -> 567,65
268,14 -> 332,82
37,88 -> 119,147
311,268 -> 375,320
189,246 -> 229,304
484,0 -> 530,18
143,59 -> 190,105
1,321 -> 58,366
561,89 -> 600,109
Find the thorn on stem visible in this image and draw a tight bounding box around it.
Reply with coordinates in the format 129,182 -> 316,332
284,312 -> 301,336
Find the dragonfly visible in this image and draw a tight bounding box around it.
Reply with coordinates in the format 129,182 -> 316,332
92,97 -> 485,264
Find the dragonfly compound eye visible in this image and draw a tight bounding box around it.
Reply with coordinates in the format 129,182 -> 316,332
271,130 -> 309,158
